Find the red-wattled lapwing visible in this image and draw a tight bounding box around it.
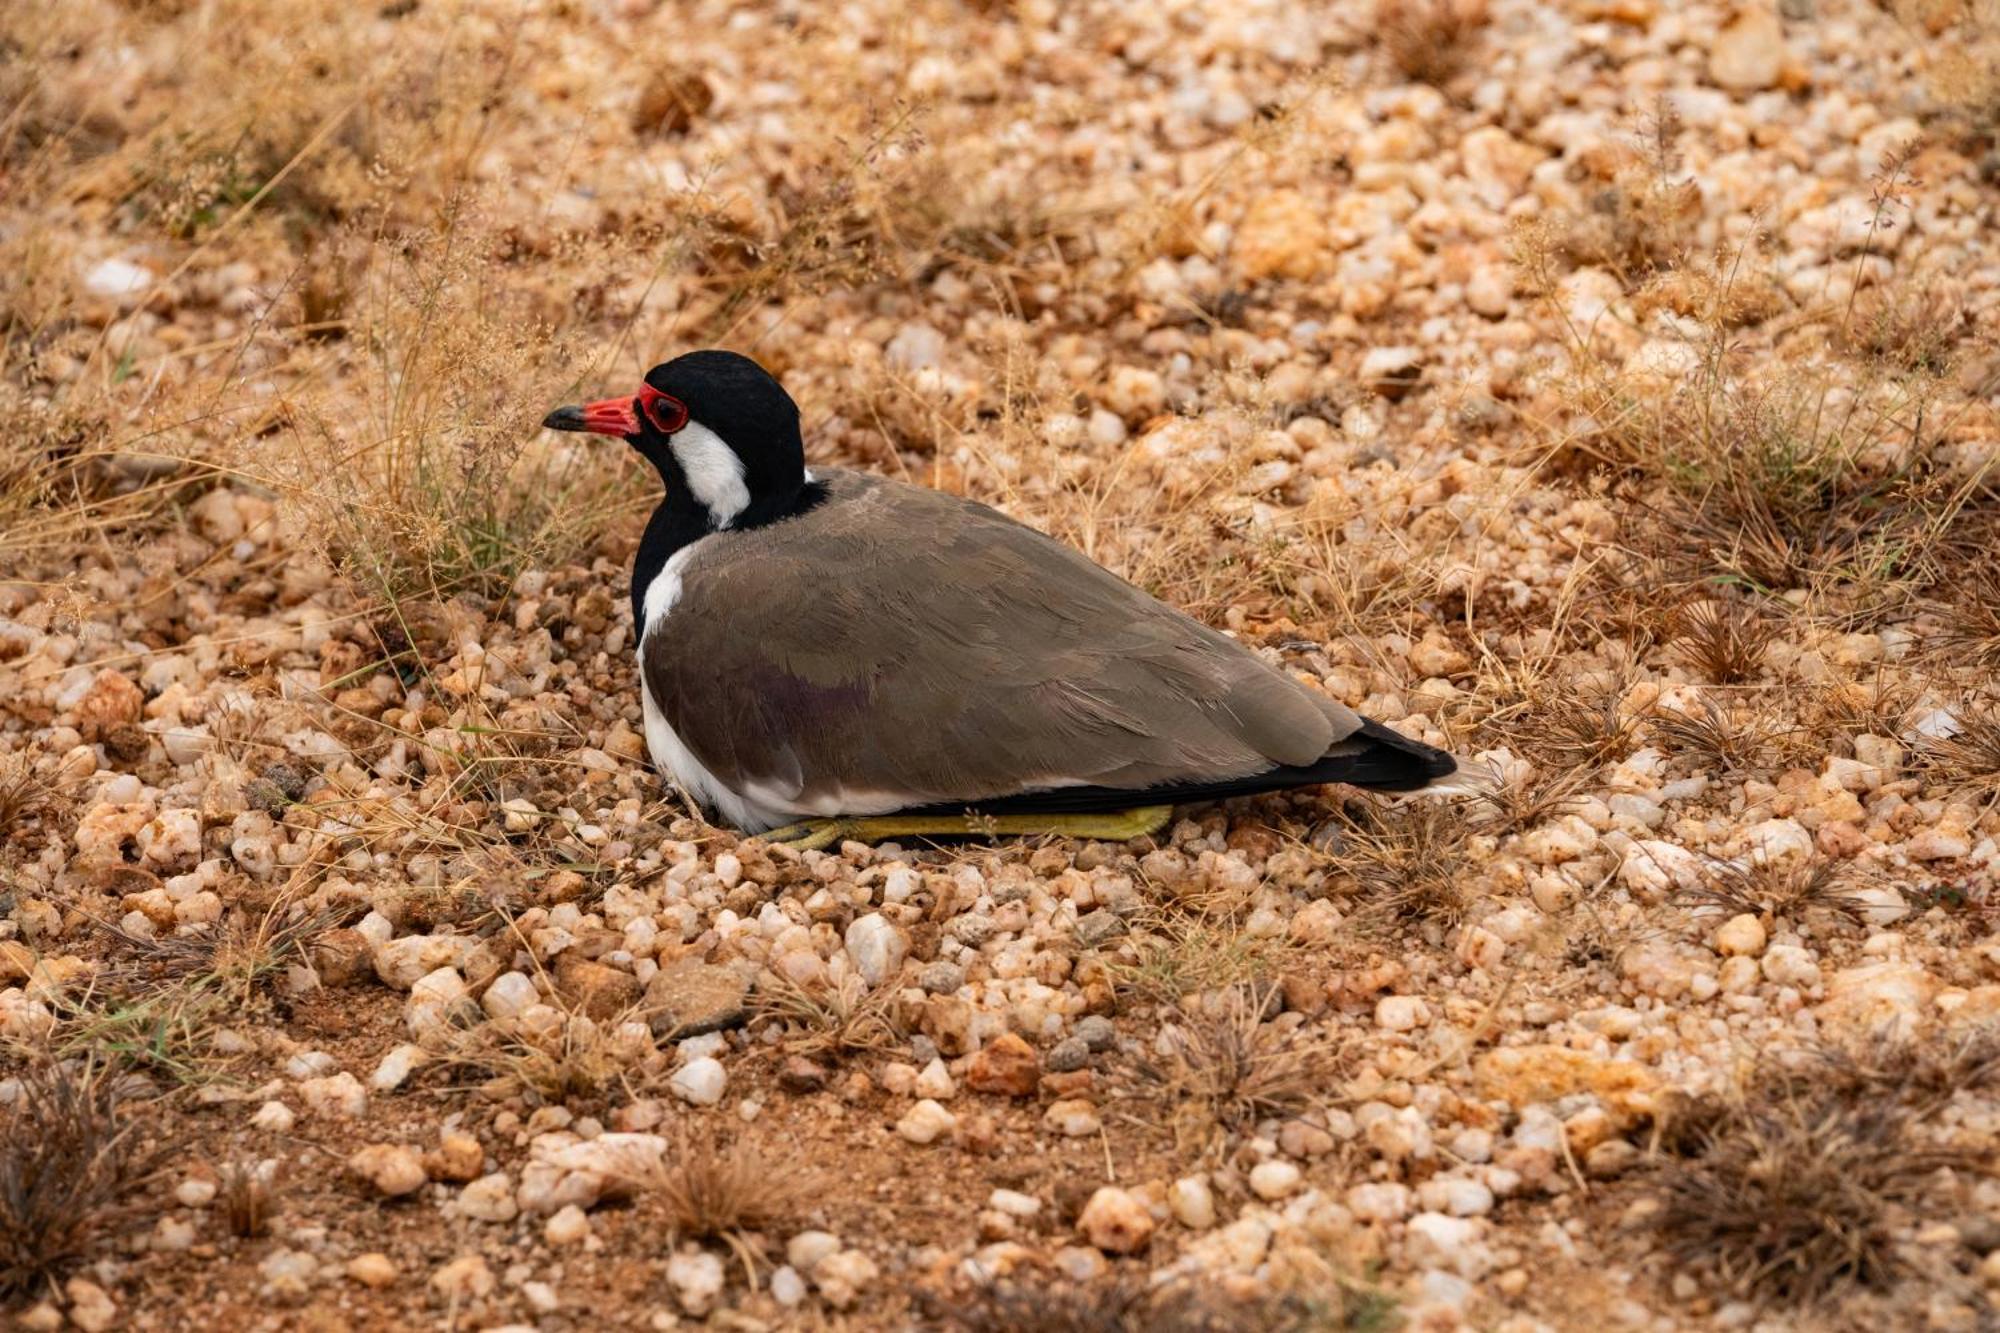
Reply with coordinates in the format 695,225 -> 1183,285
545,350 -> 1455,850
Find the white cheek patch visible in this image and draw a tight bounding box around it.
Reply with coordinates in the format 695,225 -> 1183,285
671,419 -> 751,529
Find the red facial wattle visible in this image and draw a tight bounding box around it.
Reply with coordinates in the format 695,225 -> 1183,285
543,386 -> 689,437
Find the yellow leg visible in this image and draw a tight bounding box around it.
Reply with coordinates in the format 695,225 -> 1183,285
760,805 -> 1174,852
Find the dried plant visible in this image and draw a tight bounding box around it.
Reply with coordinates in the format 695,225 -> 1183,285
627,1125 -> 811,1285
217,1159 -> 279,1239
1106,917 -> 1296,1007
1910,700 -> 2000,797
1488,677 -> 1641,772
1786,1025 -> 2000,1114
1647,1068 -> 1971,1304
747,970 -> 904,1062
1129,984 -> 1347,1150
1678,856 -> 1866,926
0,1062 -> 160,1299
1650,693 -> 1790,778
1669,597 -> 1774,684
1319,798 -> 1476,930
1377,0 -> 1490,86
442,1006 -> 650,1108
924,1272 -> 1388,1333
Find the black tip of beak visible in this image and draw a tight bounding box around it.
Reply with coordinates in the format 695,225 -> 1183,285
542,405 -> 587,432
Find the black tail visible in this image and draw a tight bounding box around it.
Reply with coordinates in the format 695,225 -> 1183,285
907,718 -> 1457,817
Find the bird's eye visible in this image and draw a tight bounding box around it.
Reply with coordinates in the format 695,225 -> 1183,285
640,389 -> 688,434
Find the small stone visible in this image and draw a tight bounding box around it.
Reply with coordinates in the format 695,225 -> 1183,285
482,970 -> 539,1021
84,258 -> 154,302
1910,826 -> 1973,861
897,1098 -> 958,1145
966,1033 -> 1039,1097
771,1266 -> 808,1307
1234,190 -> 1330,281
1248,1160 -> 1302,1200
370,1043 -> 430,1092
64,1279 -> 116,1333
1360,346 -> 1425,400
1714,913 -> 1767,958
1467,265 -> 1512,318
1042,1098 -> 1102,1137
348,1144 -> 426,1197
428,1131 -> 484,1183
1074,1015 -> 1117,1052
1044,1036 -> 1090,1072
632,65 -> 714,136
670,1056 -> 727,1107
372,934 -> 478,990
787,1230 -> 843,1272
1762,943 -> 1820,988
1073,910 -> 1126,948
845,913 -> 909,986
1406,1212 -> 1492,1278
250,1100 -> 296,1132
913,1058 -> 956,1100
457,1172 -> 518,1222
175,1177 -> 217,1208
430,1254 -> 495,1302
555,954 -> 641,1020
1346,1181 -> 1415,1221
988,1189 -> 1042,1218
545,1204 -> 590,1245
778,1055 -> 830,1092
668,1250 -> 726,1315
1438,1178 -> 1495,1216
1376,995 -> 1431,1031
811,1249 -> 879,1310
918,961 -> 965,994
1710,6 -> 1786,93
310,929 -> 373,987
298,1072 -> 367,1118
1170,1175 -> 1216,1229
405,967 -> 474,1039
645,956 -> 750,1037
346,1253 -> 398,1288
1077,1186 -> 1155,1254
886,322 -> 947,373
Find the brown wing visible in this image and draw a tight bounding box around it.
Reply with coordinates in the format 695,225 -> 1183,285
641,470 -> 1366,813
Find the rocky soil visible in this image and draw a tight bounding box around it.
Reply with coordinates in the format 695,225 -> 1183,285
4,0 -> 2000,1329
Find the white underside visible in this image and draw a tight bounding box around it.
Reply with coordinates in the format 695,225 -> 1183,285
636,537 -> 914,833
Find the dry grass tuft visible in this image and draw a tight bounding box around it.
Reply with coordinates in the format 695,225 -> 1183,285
1647,1052 -> 1974,1305
442,1005 -> 651,1109
748,970 -> 904,1063
216,1159 -> 278,1239
1319,798 -> 1476,930
1668,597 -> 1774,684
1911,699 -> 2000,796
1377,0 -> 1490,87
1129,984 -> 1347,1150
925,1271 -> 1394,1333
1649,694 -> 1790,778
1107,918 -> 1296,1008
629,1125 -> 810,1284
1486,676 -> 1641,773
0,1061 -> 159,1299
1795,1025 -> 2000,1112
1678,856 -> 1866,925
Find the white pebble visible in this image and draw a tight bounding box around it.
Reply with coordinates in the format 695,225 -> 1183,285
670,1056 -> 727,1107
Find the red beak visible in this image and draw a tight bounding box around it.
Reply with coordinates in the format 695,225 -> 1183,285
543,395 -> 639,437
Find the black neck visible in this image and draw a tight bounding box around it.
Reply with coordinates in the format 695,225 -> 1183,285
628,463 -> 828,632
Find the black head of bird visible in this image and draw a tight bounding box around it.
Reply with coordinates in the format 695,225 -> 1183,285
543,349 -> 811,533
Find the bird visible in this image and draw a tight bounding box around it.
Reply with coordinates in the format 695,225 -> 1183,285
544,349 -> 1456,850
